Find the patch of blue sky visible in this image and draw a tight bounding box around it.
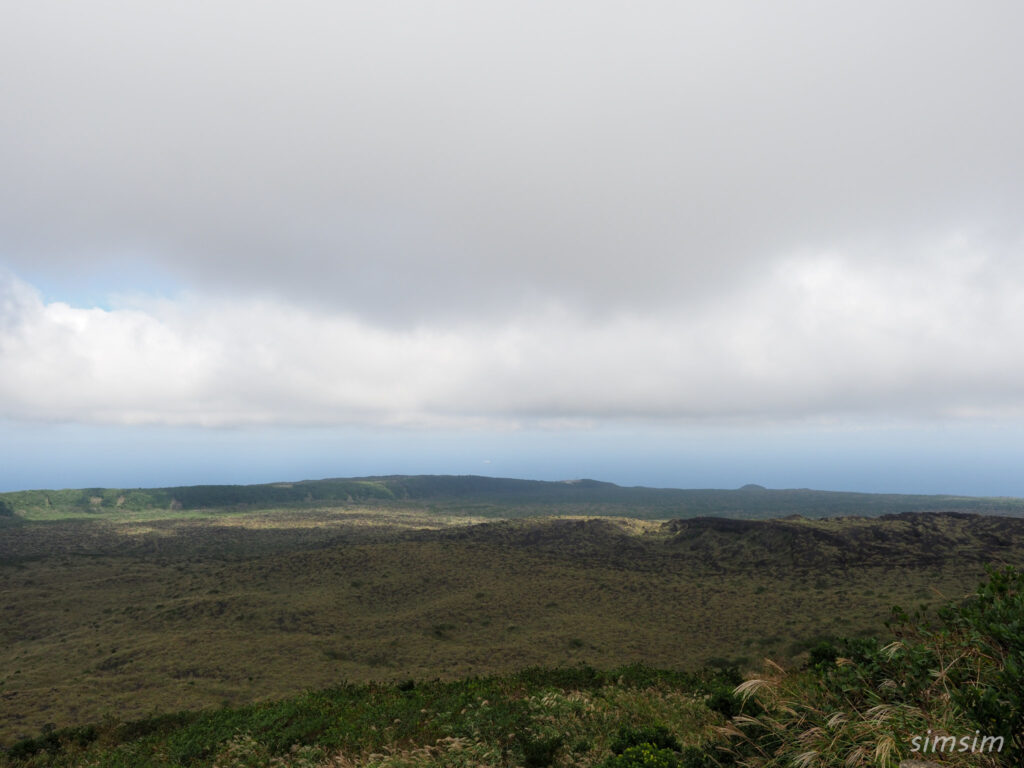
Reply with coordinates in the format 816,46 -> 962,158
11,257 -> 183,310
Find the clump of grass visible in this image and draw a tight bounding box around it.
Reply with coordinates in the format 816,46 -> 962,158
716,565 -> 1024,767
212,732 -> 326,767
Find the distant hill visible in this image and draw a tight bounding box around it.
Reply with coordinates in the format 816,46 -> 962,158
3,474 -> 1024,519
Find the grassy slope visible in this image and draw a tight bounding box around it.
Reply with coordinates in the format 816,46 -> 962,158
3,508 -> 1024,746
0,665 -> 725,768
5,567 -> 1022,767
6,573 -> 1015,768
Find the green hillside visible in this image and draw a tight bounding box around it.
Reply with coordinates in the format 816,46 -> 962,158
4,474 -> 1024,520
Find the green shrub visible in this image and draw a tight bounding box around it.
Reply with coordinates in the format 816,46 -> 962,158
805,639 -> 839,669
601,743 -> 681,768
610,724 -> 682,755
705,687 -> 743,719
5,724 -> 98,760
519,734 -> 563,767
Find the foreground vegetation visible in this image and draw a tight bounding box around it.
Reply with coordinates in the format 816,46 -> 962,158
0,664 -> 728,767
3,567 -> 1021,767
719,564 -> 1023,766
4,506 -> 1022,743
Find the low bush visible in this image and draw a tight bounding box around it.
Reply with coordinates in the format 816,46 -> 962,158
601,743 -> 682,768
610,724 -> 682,755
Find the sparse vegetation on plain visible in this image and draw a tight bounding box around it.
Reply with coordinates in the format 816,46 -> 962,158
2,477 -> 1023,765
2,567 -> 1021,767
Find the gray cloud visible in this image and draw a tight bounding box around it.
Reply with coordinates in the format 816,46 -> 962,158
3,2 -> 1022,324
3,3 -> 1024,429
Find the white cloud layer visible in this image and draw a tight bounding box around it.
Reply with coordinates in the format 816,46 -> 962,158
4,229 -> 1024,427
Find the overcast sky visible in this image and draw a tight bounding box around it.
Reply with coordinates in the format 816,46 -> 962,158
3,2 -> 1024,493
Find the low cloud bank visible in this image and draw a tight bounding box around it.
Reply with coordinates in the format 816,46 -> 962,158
3,234 -> 1023,428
